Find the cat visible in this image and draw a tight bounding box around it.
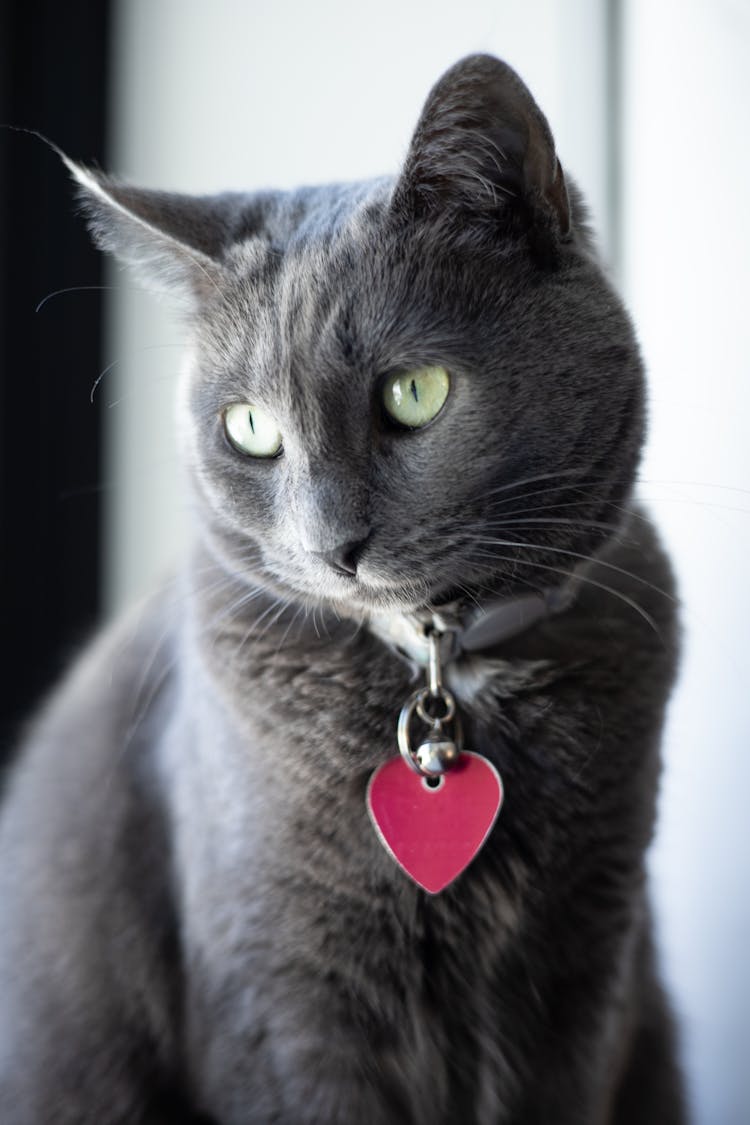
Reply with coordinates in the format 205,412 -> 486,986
0,54 -> 686,1124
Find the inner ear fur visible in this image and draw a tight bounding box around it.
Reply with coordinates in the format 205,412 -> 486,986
65,158 -> 234,305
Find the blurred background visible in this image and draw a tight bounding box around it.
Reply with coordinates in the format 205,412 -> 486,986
1,1 -> 749,1120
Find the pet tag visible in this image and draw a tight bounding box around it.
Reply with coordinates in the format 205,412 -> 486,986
366,751 -> 503,894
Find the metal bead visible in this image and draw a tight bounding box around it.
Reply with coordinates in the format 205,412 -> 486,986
414,729 -> 460,775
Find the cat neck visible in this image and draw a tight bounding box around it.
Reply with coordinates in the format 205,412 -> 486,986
368,580 -> 578,673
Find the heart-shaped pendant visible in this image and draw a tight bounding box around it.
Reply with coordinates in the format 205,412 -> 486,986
366,752 -> 503,894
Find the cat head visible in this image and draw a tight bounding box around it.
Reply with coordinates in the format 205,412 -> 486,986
70,54 -> 643,614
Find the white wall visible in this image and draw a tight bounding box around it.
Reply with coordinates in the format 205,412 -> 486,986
622,3 -> 750,1122
106,2 -> 750,1121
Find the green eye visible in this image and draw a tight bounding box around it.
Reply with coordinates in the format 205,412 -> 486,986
224,403 -> 282,458
382,366 -> 450,429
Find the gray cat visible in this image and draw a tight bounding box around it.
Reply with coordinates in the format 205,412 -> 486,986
0,55 -> 686,1123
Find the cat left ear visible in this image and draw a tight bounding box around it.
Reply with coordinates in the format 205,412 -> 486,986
64,157 -> 230,306
392,54 -> 570,254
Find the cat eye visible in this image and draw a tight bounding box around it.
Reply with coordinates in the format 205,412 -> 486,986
223,403 -> 283,458
382,365 -> 450,429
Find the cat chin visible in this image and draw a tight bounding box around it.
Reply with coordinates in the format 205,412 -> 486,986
293,578 -> 471,618
262,566 -> 432,616
316,582 -> 430,616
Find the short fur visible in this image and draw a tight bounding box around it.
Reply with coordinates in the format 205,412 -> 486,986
0,56 -> 685,1123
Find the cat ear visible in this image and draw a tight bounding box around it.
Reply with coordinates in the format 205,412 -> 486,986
392,54 -> 570,250
64,157 -> 229,306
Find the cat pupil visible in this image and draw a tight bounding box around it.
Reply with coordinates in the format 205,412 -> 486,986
410,378 -> 418,402
248,410 -> 255,434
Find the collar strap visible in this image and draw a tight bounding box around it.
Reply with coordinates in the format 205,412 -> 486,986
369,583 -> 576,670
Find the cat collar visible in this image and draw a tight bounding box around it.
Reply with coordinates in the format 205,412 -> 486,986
369,583 -> 576,671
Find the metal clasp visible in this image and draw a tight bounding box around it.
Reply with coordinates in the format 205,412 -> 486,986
397,625 -> 462,777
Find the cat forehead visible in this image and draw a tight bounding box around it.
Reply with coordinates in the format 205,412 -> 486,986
222,178 -> 393,269
206,182 -> 422,382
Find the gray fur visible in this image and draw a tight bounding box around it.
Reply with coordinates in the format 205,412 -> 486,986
0,55 -> 686,1123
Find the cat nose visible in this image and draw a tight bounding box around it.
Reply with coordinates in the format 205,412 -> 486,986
313,536 -> 369,577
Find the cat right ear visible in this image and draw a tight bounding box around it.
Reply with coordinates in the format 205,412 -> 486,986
64,157 -> 230,307
391,54 -> 571,257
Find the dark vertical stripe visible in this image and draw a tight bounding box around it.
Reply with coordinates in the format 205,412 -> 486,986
0,0 -> 111,754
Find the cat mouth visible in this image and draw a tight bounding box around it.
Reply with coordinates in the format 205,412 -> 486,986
305,567 -> 427,613
337,574 -> 474,615
265,549 -> 471,615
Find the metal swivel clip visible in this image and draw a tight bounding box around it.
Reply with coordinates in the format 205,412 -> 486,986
397,626 -> 462,777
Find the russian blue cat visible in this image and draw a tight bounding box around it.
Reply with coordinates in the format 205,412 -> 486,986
0,55 -> 685,1123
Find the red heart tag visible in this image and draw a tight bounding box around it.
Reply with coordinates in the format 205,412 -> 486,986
366,752 -> 503,894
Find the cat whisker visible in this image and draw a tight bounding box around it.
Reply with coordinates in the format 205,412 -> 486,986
483,493 -> 629,519
470,535 -> 676,604
89,343 -> 185,404
475,515 -> 642,551
122,632 -> 175,754
483,472 -> 750,514
206,585 -> 268,641
637,477 -> 750,497
638,495 -> 750,517
97,617 -> 181,795
482,479 -> 628,513
233,594 -> 289,660
273,601 -> 309,656
470,548 -> 663,640
478,467 -> 593,503
35,284 -> 122,314
252,598 -> 296,648
190,549 -> 265,600
483,515 -> 626,535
